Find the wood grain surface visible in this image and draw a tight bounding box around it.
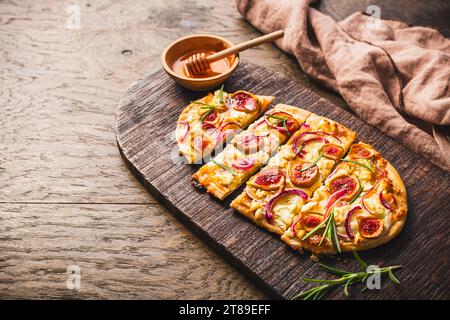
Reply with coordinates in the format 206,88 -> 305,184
1,0 -> 449,299
116,61 -> 450,299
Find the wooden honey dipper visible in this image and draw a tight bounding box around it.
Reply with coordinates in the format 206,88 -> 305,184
185,30 -> 284,76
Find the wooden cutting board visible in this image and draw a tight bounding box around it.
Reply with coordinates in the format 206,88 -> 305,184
115,61 -> 449,300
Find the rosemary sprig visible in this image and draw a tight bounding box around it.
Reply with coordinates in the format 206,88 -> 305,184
218,84 -> 224,105
211,160 -> 238,176
301,208 -> 340,252
341,159 -> 373,172
291,251 -> 402,300
265,114 -> 286,121
316,209 -> 341,253
192,101 -> 217,108
200,108 -> 214,122
265,114 -> 291,137
301,217 -> 327,241
301,150 -> 325,172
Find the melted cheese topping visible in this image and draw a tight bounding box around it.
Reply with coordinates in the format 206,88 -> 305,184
272,194 -> 303,229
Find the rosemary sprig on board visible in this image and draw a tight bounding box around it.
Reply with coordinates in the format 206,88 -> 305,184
291,251 -> 402,300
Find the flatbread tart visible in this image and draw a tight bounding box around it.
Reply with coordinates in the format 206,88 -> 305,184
192,104 -> 311,200
176,88 -> 274,164
176,89 -> 407,255
230,114 -> 356,235
281,142 -> 407,255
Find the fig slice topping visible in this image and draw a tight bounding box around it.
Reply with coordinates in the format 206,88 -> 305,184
329,175 -> 360,201
301,214 -> 324,231
359,218 -> 384,238
321,144 -> 344,161
203,110 -> 218,123
217,121 -> 241,144
193,134 -> 210,151
288,161 -> 319,187
349,144 -> 374,159
234,133 -> 265,153
248,168 -> 285,191
227,91 -> 258,113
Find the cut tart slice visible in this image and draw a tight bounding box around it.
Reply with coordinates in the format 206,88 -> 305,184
281,142 -> 407,255
230,114 -> 356,235
176,88 -> 275,164
192,104 -> 311,200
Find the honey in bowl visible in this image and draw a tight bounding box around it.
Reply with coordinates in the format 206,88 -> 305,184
172,50 -> 232,78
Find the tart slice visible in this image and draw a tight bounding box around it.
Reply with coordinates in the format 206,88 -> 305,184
192,104 -> 311,200
176,88 -> 274,164
230,114 -> 356,235
281,142 -> 407,255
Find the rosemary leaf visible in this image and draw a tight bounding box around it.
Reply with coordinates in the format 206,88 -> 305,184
282,120 -> 291,137
353,251 -> 368,270
291,251 -> 402,300
331,217 -> 341,253
341,159 -> 373,172
200,108 -> 214,122
388,269 -> 400,284
211,160 -> 238,176
265,114 -> 286,121
192,101 -> 217,108
319,264 -> 352,276
301,218 -> 327,241
219,84 -> 224,105
302,150 -> 325,172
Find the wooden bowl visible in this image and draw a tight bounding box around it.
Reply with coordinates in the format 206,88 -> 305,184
161,34 -> 239,91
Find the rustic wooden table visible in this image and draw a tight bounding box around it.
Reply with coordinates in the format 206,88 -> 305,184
1,0 -> 448,299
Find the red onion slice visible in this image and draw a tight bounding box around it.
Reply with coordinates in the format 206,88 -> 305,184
361,192 -> 376,215
231,157 -> 256,171
345,206 -> 361,240
297,131 -> 342,143
219,121 -> 240,132
291,215 -> 303,238
264,189 -> 308,222
177,121 -> 190,141
324,189 -> 348,218
293,136 -> 330,154
379,192 -> 394,211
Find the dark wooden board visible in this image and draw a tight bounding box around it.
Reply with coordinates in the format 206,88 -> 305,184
115,61 -> 450,300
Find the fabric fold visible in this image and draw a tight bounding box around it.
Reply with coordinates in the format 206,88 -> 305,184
236,0 -> 450,171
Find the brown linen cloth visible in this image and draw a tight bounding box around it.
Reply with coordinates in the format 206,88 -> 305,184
236,0 -> 450,172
